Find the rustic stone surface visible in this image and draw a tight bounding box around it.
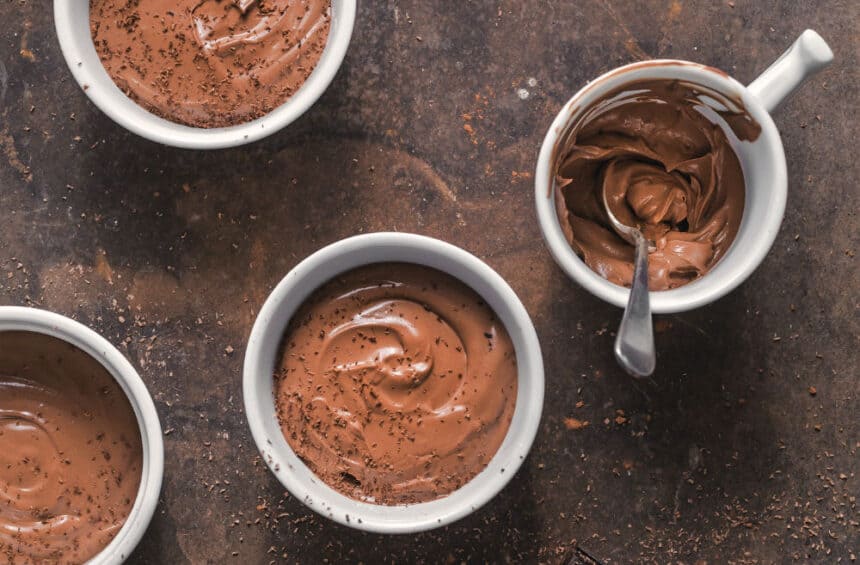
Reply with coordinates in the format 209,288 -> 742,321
1,1 -> 857,562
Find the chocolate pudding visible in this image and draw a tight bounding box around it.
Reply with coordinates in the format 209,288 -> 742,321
0,332 -> 142,564
90,0 -> 331,128
274,263 -> 518,505
555,78 -> 760,290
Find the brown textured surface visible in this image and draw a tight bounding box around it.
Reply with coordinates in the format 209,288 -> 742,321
0,1 -> 857,562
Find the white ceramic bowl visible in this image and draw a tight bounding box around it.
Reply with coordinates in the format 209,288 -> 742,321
535,30 -> 832,314
243,233 -> 544,533
54,0 -> 357,149
0,307 -> 164,564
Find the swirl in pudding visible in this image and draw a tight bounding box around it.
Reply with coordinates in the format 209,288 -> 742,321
90,0 -> 331,128
555,78 -> 760,290
274,263 -> 518,505
0,333 -> 142,564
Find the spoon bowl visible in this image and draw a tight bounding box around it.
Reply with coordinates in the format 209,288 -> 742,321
602,187 -> 657,378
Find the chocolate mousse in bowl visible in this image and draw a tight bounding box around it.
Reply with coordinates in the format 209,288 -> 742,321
90,0 -> 331,128
244,233 -> 544,532
54,0 -> 356,148
275,263 -> 517,505
0,307 -> 163,564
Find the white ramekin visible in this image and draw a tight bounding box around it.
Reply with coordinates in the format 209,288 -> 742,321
0,307 -> 164,564
535,30 -> 833,314
54,0 -> 356,149
243,233 -> 544,534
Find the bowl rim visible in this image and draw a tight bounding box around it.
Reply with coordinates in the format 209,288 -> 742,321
0,306 -> 164,564
534,59 -> 788,314
242,232 -> 545,534
53,0 -> 357,149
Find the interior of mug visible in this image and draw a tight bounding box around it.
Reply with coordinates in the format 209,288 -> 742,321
244,233 -> 544,533
542,61 -> 788,313
55,0 -> 354,148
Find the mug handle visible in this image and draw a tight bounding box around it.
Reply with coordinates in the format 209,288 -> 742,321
747,29 -> 834,113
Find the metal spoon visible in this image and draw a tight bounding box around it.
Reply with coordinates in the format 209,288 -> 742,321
602,189 -> 656,378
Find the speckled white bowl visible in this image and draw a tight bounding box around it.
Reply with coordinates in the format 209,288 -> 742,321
0,307 -> 163,564
243,233 -> 544,533
54,0 -> 356,149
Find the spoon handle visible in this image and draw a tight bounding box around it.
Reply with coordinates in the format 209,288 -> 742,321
614,231 -> 656,377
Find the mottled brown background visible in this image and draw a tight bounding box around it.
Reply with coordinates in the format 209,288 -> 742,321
1,1 -> 858,563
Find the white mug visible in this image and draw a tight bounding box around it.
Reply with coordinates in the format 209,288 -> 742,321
535,30 -> 833,314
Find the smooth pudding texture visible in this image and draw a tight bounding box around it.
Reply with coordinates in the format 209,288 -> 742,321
90,0 -> 331,128
555,79 -> 760,290
274,263 -> 518,505
0,332 -> 142,564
